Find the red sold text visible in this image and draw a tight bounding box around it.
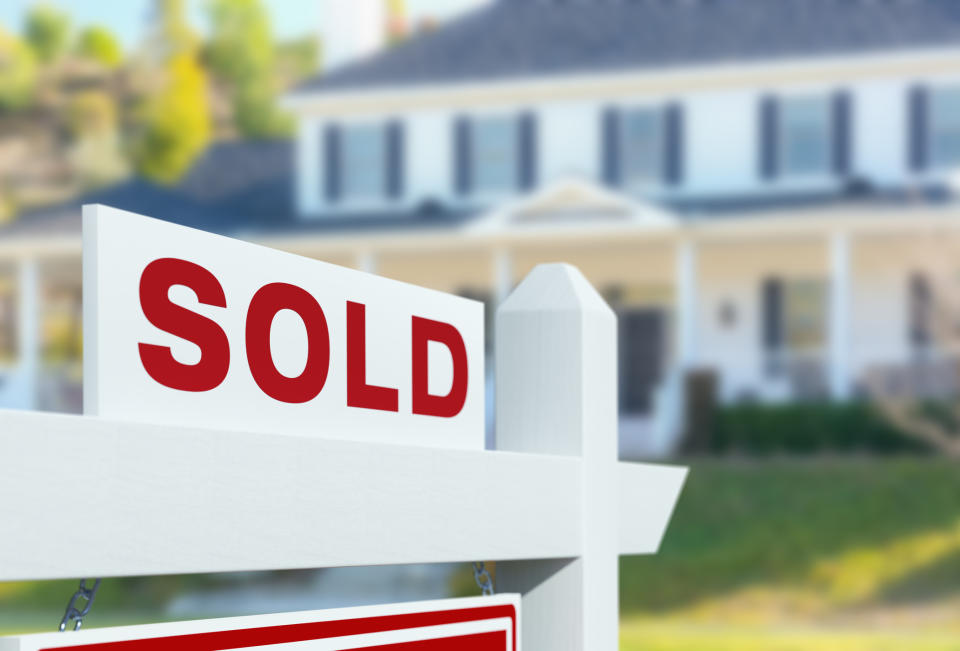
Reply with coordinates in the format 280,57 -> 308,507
137,258 -> 469,417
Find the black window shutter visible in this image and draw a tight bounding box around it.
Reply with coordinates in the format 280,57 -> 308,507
663,102 -> 684,186
601,106 -> 621,186
759,96 -> 779,180
386,120 -> 404,199
324,123 -> 341,202
453,115 -> 472,195
832,90 -> 852,177
761,277 -> 784,352
908,85 -> 929,172
518,111 -> 538,191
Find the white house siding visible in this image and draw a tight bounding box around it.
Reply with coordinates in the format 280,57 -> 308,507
407,109 -> 454,208
538,100 -> 601,185
296,116 -> 322,216
294,70 -> 960,216
853,80 -> 909,188
696,239 -> 830,403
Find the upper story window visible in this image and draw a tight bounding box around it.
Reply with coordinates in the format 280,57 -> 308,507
621,107 -> 664,187
472,116 -> 518,194
323,120 -> 404,204
929,86 -> 960,169
780,96 -> 832,175
601,103 -> 683,189
759,91 -> 850,180
341,124 -> 386,201
453,112 -> 536,198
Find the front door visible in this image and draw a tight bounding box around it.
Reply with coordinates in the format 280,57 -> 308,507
618,308 -> 666,415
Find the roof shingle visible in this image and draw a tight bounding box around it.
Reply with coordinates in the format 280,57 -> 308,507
294,0 -> 960,95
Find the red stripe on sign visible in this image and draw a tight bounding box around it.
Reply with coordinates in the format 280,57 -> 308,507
343,630 -> 506,650
40,605 -> 516,651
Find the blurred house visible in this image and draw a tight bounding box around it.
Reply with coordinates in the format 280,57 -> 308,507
3,0 -> 960,457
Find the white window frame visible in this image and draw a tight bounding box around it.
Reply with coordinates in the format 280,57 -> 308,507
928,83 -> 960,171
619,103 -> 665,192
468,110 -> 520,202
782,277 -> 827,356
337,120 -> 390,210
777,91 -> 833,180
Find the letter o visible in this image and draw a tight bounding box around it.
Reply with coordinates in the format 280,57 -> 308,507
246,283 -> 330,404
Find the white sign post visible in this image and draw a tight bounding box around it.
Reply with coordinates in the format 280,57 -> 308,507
0,205 -> 687,651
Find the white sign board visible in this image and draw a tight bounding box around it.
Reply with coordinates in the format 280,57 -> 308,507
0,596 -> 519,651
82,205 -> 485,449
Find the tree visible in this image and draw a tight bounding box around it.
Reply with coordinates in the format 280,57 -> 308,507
145,0 -> 200,61
66,90 -> 128,187
132,0 -> 210,184
133,52 -> 211,184
24,4 -> 71,63
0,26 -> 37,111
206,0 -> 288,137
76,25 -> 122,67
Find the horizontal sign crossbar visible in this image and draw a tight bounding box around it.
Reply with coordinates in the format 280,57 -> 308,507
0,409 -> 683,581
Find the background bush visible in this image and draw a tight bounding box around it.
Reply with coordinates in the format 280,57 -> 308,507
707,402 -> 932,455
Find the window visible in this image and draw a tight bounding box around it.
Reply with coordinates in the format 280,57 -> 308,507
929,86 -> 960,168
780,95 -> 831,175
341,124 -> 386,201
762,277 -> 826,355
472,116 -> 517,194
621,107 -> 663,187
0,270 -> 16,366
908,272 -> 933,351
783,279 -> 826,351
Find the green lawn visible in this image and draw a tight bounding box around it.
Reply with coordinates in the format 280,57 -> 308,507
620,456 -> 960,649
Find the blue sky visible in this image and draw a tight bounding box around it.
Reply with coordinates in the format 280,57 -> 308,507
0,0 -> 488,49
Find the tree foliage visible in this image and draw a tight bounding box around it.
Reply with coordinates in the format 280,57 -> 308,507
147,0 -> 200,60
206,0 -> 289,137
0,26 -> 37,111
134,52 -> 211,184
132,0 -> 210,184
24,4 -> 71,63
76,25 -> 122,67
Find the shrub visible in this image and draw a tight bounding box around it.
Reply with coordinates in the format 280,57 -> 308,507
709,402 -> 932,456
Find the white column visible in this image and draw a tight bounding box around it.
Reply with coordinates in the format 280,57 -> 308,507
495,264 -> 619,651
492,248 -> 513,308
355,250 -> 378,275
675,239 -> 698,369
829,231 -> 852,400
17,258 -> 38,410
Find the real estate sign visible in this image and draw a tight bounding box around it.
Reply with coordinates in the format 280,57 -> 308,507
82,204 -> 485,450
0,596 -> 519,650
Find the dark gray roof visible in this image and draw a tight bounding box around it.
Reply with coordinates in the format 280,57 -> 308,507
295,0 -> 960,94
0,140 -> 475,241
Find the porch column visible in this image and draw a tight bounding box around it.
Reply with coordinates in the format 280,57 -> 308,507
828,231 -> 852,400
18,257 -> 38,410
355,250 -> 378,275
493,248 -> 513,308
675,239 -> 698,369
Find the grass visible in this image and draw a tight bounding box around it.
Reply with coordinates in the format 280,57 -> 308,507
621,620 -> 960,651
620,456 -> 960,649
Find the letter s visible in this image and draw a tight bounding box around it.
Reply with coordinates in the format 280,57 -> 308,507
138,258 -> 230,392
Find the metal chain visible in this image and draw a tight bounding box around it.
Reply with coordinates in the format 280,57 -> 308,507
472,561 -> 494,596
58,579 -> 101,632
